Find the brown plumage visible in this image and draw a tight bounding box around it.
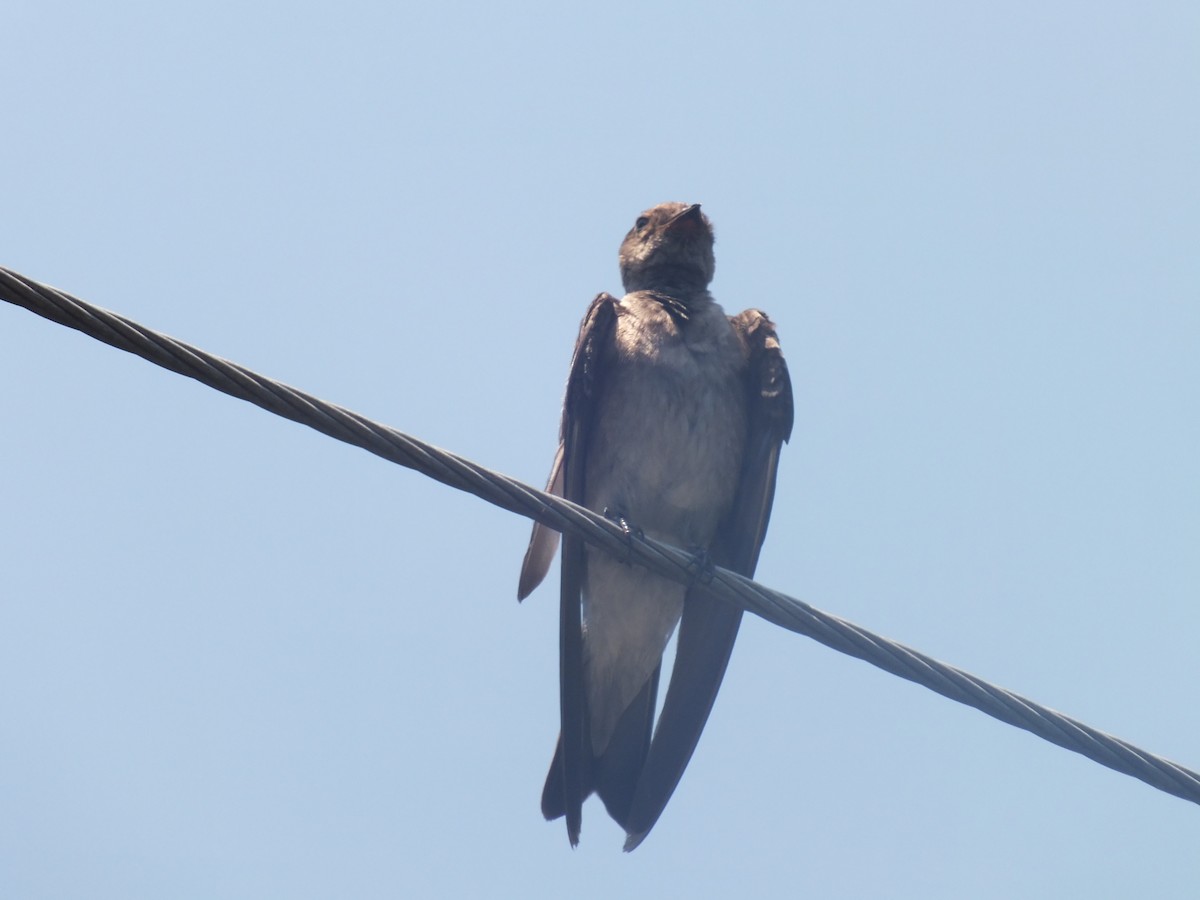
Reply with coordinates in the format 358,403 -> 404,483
519,203 -> 793,849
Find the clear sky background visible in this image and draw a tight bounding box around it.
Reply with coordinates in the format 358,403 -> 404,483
2,3 -> 1197,897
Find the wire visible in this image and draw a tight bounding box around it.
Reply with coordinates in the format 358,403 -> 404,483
3,264 -> 1198,808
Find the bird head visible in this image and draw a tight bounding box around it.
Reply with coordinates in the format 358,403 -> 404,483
618,202 -> 715,295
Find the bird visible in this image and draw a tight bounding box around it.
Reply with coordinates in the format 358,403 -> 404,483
517,202 -> 793,850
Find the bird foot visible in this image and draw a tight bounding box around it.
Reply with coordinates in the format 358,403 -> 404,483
685,546 -> 715,585
602,507 -> 643,565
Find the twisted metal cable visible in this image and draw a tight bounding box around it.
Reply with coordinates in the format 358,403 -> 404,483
3,264 -> 1198,808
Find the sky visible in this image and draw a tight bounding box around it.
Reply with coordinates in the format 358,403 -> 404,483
2,2 -> 1198,897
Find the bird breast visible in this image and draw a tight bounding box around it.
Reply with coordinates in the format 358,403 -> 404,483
584,295 -> 747,548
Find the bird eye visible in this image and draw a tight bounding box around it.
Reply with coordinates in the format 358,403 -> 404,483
635,216 -> 650,230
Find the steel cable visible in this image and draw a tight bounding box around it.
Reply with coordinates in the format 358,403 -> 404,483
3,264 -> 1197,808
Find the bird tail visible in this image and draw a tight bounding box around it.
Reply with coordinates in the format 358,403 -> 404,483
540,664 -> 661,832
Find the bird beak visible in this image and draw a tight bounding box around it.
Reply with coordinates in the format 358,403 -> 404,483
664,204 -> 704,233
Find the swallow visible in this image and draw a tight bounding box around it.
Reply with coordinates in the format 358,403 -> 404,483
518,202 -> 793,849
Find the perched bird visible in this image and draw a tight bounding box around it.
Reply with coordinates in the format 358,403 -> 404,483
518,202 -> 793,850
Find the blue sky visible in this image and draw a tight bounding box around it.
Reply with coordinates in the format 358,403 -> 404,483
3,2 -> 1198,897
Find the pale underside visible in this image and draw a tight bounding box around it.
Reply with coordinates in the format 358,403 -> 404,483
580,291 -> 748,753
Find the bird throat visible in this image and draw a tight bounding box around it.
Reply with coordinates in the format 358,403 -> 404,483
624,261 -> 710,296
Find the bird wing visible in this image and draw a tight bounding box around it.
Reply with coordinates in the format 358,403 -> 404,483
517,293 -> 621,845
516,442 -> 563,601
622,308 -> 794,850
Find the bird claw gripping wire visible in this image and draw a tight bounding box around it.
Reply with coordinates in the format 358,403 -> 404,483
685,546 -> 716,585
602,507 -> 643,565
